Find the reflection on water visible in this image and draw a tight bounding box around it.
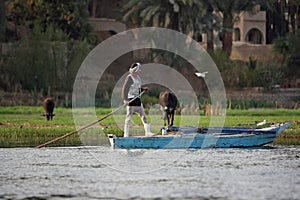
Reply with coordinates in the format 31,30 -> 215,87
0,146 -> 299,200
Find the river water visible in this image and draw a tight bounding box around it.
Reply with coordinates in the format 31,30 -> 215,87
1,145 -> 299,200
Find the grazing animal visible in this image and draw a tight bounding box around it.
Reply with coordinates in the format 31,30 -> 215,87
158,91 -> 178,126
43,97 -> 55,121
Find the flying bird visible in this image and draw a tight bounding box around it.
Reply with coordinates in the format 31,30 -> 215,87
195,71 -> 208,78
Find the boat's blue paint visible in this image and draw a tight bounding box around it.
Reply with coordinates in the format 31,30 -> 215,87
108,122 -> 291,149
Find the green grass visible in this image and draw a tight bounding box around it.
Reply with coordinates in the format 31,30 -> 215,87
226,109 -> 300,116
0,106 -> 299,147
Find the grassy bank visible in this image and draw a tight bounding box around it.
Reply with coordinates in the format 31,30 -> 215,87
0,106 -> 299,147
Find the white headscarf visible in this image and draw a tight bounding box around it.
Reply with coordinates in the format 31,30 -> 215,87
129,63 -> 141,74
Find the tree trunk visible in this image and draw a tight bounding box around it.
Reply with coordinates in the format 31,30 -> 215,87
222,30 -> 232,57
222,13 -> 233,57
92,0 -> 97,17
207,29 -> 214,52
297,6 -> 300,33
280,0 -> 287,36
0,0 -> 5,42
171,12 -> 179,31
206,4 -> 214,52
289,0 -> 296,34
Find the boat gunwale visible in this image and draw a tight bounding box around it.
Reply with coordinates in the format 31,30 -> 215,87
108,122 -> 291,149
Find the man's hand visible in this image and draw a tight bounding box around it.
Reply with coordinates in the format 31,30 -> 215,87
142,87 -> 149,91
123,100 -> 129,105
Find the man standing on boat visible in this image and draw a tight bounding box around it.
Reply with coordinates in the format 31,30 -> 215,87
122,62 -> 154,137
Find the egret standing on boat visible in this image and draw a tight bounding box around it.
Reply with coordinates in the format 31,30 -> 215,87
257,119 -> 267,126
122,62 -> 154,137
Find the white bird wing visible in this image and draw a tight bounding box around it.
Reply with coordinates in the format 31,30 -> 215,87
195,72 -> 208,77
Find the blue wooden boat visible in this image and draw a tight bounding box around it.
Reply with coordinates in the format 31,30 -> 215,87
108,122 -> 291,149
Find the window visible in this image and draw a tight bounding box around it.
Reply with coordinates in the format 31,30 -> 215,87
234,28 -> 240,41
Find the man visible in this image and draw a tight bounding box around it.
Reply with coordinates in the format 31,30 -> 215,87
122,62 -> 154,137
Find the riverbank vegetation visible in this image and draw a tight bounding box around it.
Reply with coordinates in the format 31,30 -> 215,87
0,106 -> 299,147
1,1 -> 300,109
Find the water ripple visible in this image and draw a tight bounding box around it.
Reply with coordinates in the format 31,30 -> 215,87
0,146 -> 299,200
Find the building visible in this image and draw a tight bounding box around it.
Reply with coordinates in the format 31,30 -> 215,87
233,5 -> 266,45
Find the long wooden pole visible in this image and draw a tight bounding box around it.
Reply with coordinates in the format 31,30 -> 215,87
36,91 -> 145,148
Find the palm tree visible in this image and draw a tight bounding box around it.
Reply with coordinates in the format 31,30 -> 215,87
208,0 -> 260,57
120,0 -> 204,38
198,1 -> 221,52
263,0 -> 300,41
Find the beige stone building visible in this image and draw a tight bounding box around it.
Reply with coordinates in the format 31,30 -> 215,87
233,6 -> 266,45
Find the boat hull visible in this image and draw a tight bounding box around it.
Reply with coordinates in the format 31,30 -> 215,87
108,122 -> 290,149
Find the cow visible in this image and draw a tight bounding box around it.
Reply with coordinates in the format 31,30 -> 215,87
43,97 -> 55,121
158,91 -> 178,126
